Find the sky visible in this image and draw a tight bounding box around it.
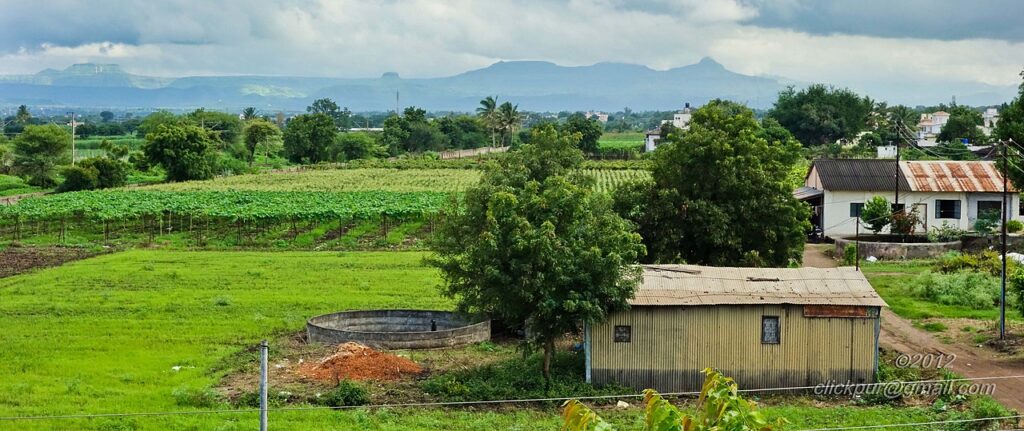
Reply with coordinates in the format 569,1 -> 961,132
0,0 -> 1022,101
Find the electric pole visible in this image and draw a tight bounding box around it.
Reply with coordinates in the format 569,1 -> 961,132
1000,139 -> 1008,340
67,111 -> 76,166
893,120 -> 902,213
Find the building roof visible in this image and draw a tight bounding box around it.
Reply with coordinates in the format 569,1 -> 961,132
633,265 -> 887,307
793,186 -> 823,200
810,159 -> 911,192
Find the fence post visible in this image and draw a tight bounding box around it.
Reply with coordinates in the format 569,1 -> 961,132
259,340 -> 268,431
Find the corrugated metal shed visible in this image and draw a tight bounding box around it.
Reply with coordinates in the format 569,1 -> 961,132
902,161 -> 1014,193
810,159 -> 911,192
635,265 -> 887,307
793,186 -> 823,200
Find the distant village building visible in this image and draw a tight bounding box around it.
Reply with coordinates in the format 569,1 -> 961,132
585,111 -> 609,123
645,103 -> 694,152
983,108 -> 1000,128
795,159 -> 1019,237
916,111 -> 950,139
586,265 -> 886,392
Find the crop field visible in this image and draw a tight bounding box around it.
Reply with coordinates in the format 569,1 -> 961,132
597,132 -> 644,151
146,169 -> 481,193
0,250 -> 958,430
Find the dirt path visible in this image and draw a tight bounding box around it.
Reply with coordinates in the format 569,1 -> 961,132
801,245 -> 1024,412
0,192 -> 44,206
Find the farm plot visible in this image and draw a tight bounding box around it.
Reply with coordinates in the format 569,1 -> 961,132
144,168 -> 481,193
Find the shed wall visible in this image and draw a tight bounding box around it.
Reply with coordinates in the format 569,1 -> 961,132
589,305 -> 878,392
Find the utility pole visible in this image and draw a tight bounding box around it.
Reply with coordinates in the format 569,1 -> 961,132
67,111 -> 76,166
856,214 -> 861,271
259,340 -> 269,431
893,120 -> 902,213
1000,139 -> 1008,340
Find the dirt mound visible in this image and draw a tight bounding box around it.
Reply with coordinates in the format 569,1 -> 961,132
299,342 -> 423,381
0,246 -> 101,278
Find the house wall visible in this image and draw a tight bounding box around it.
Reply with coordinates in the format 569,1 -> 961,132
588,304 -> 879,392
820,190 -> 1020,237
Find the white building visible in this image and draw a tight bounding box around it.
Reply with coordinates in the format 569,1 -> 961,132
646,103 -> 695,152
917,111 -> 950,139
983,108 -> 999,128
796,159 -> 1019,238
585,111 -> 609,123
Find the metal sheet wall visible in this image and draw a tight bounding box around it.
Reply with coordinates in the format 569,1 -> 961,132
590,305 -> 878,392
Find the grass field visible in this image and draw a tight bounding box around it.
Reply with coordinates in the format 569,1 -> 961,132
598,132 -> 644,151
144,169 -> 481,193
0,175 -> 41,197
0,250 -> 980,430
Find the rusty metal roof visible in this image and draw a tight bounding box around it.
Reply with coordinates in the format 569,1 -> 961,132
633,265 -> 887,307
901,161 -> 1013,193
810,159 -> 911,192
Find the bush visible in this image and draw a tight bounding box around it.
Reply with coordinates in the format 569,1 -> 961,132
861,196 -> 891,234
57,165 -> 99,192
910,271 -> 1001,309
79,157 -> 129,189
974,209 -> 1000,235
316,380 -> 369,407
927,222 -> 965,243
172,386 -> 222,408
842,244 -> 857,266
934,251 -> 1003,276
1007,219 -> 1023,233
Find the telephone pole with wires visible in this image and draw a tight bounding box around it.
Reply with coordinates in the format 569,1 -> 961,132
67,112 -> 76,166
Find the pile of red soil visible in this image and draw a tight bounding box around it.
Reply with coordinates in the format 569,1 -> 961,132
299,342 -> 423,381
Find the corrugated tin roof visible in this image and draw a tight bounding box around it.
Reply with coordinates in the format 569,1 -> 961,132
633,265 -> 887,307
811,159 -> 911,192
902,161 -> 1014,193
793,186 -> 823,200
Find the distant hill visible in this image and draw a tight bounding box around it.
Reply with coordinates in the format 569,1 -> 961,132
0,60 -> 1015,111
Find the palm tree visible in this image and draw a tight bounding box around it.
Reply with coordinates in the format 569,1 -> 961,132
241,107 -> 259,121
497,102 -> 521,147
477,96 -> 498,147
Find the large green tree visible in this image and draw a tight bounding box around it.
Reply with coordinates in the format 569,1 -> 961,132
998,70 -> 1024,188
560,113 -> 603,153
614,100 -> 810,266
143,124 -> 219,182
381,107 -> 449,155
307,98 -> 352,129
12,124 -> 71,187
768,84 -> 874,146
242,119 -> 281,167
430,125 -> 644,380
331,132 -> 386,161
283,113 -> 337,163
476,96 -> 499,147
937,105 -> 987,145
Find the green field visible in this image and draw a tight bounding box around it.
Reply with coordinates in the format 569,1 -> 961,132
146,169 -> 481,193
0,250 -> 984,430
597,132 -> 644,151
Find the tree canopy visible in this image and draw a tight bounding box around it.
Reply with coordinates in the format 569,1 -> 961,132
143,124 -> 219,182
283,113 -> 337,163
997,70 -> 1024,188
12,124 -> 71,187
937,105 -> 987,145
307,98 -> 352,129
768,84 -> 874,146
614,100 -> 809,266
560,113 -> 603,153
429,124 -> 644,380
242,119 -> 281,167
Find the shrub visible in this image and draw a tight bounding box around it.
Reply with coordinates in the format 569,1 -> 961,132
927,222 -> 964,243
890,207 -> 921,236
974,209 -> 1000,235
934,251 -> 1003,276
79,157 -> 129,189
172,386 -> 222,408
842,244 -> 857,266
57,165 -> 99,192
316,380 -> 370,407
910,271 -> 1001,309
861,196 -> 891,234
1007,219 -> 1023,233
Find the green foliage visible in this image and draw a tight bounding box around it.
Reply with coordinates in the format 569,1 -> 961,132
997,70 -> 1024,189
928,222 -> 965,243
613,100 -> 809,266
937,105 -> 987,145
842,244 -> 857,266
79,157 -> 129,189
561,113 -> 604,153
1009,269 -> 1024,317
57,165 -> 98,192
12,124 -> 71,187
184,108 -> 244,148
430,124 -> 644,379
1006,219 -> 1023,233
242,119 -> 281,167
861,196 -> 892,234
143,123 -> 219,182
283,113 -> 337,163
973,210 -> 1000,235
333,132 -> 386,161
308,97 -> 352,129
768,84 -> 874,146
890,206 -> 921,236
171,386 -> 222,408
316,380 -> 370,407
562,369 -> 782,431
910,271 -> 1002,310
435,115 -> 488,150
421,352 -> 622,402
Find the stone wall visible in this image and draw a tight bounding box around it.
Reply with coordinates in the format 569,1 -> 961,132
834,237 -> 961,260
307,309 -> 491,350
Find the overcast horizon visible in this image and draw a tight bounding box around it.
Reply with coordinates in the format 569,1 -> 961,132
1,0 -> 1023,104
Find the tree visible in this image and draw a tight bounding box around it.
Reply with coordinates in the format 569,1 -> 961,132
99,111 -> 115,123
997,70 -> 1024,188
937,105 -> 987,145
143,124 -> 218,182
436,115 -> 488,149
241,107 -> 259,121
768,84 -> 873,146
185,109 -> 244,149
561,113 -> 603,153
137,111 -> 182,137
497,102 -> 522,146
860,196 -> 892,234
282,113 -> 336,163
307,98 -> 352,129
429,125 -> 644,380
380,107 -> 448,155
12,124 -> 71,187
242,119 -> 281,167
562,369 -> 782,431
15,105 -> 31,124
477,96 -> 499,147
613,100 -> 809,267
332,132 -> 385,161
80,156 -> 129,189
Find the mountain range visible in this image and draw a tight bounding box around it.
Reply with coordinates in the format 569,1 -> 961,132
0,59 -> 1015,112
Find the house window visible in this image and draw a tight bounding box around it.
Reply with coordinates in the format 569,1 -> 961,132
849,203 -> 864,217
978,201 -> 1002,219
935,200 -> 961,219
761,316 -> 780,344
613,325 -> 631,343
891,203 -> 906,214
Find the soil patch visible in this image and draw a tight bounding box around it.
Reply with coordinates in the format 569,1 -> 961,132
0,246 -> 102,278
298,342 -> 423,382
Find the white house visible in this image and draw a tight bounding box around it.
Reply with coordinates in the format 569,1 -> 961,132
646,103 -> 695,152
796,159 -> 1019,238
917,111 -> 950,139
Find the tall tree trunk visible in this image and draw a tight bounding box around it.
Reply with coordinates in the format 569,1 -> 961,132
542,337 -> 554,388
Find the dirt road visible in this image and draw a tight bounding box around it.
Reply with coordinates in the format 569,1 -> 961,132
801,244 -> 1024,412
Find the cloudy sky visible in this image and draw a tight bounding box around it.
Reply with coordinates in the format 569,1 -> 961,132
0,0 -> 1022,100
